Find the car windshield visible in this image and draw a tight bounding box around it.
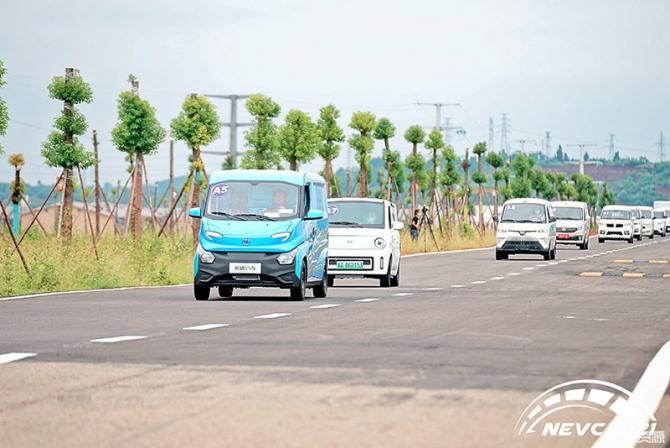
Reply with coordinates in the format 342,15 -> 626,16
601,209 -> 631,220
630,209 -> 640,219
328,201 -> 385,228
654,211 -> 664,219
206,181 -> 301,221
553,206 -> 584,220
500,203 -> 547,223
640,210 -> 652,219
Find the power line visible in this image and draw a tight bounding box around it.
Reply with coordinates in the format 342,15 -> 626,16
204,94 -> 253,168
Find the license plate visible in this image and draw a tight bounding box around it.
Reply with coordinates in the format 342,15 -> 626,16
557,234 -> 570,239
336,261 -> 364,270
229,263 -> 261,274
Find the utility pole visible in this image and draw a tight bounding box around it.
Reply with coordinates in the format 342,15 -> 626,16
93,129 -> 100,237
488,117 -> 495,152
168,139 -> 174,233
204,94 -> 253,167
511,139 -> 535,153
545,131 -> 551,158
567,143 -> 597,175
417,101 -> 460,142
608,134 -> 615,160
657,131 -> 666,162
499,113 -> 511,154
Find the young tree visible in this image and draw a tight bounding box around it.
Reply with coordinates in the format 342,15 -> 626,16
241,93 -> 280,169
171,93 -> 221,244
424,130 -> 445,225
599,183 -> 615,209
373,117 -> 396,200
461,149 -> 472,220
316,104 -> 345,197
471,142 -> 487,232
278,109 -> 319,171
8,153 -> 24,235
111,76 -> 166,238
383,149 -> 405,204
486,150 -> 504,221
0,60 -> 8,155
440,145 -> 460,231
41,68 -> 94,242
348,111 -> 376,197
404,124 -> 426,210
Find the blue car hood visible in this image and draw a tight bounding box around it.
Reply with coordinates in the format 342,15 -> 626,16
200,219 -> 301,252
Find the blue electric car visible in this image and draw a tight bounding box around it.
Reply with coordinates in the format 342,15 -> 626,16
188,169 -> 329,301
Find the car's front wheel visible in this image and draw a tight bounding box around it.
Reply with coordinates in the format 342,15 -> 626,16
290,262 -> 307,301
194,284 -> 210,301
391,262 -> 400,287
313,271 -> 328,298
496,250 -> 508,260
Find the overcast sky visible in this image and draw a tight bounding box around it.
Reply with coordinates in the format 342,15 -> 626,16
1,0 -> 669,184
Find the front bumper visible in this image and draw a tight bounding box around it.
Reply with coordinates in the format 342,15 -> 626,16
496,235 -> 551,254
195,252 -> 299,288
641,225 -> 653,236
555,231 -> 586,245
598,227 -> 632,239
327,249 -> 390,276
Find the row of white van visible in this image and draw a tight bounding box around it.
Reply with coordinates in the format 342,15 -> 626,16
494,199 -> 670,260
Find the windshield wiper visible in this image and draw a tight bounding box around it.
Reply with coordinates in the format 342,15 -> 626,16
210,211 -> 245,220
330,220 -> 363,227
515,219 -> 545,223
234,213 -> 277,221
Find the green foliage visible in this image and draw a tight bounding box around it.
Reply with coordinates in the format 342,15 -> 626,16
511,176 -> 533,198
241,94 -> 280,169
511,152 -> 535,178
404,124 -> 425,147
171,94 -> 221,150
472,171 -> 487,185
349,111 -> 376,135
571,173 -> 598,207
472,141 -> 487,156
373,117 -> 396,141
599,183 -> 615,208
47,72 -> 93,104
54,110 -> 87,135
278,109 -> 319,169
348,134 -> 374,170
112,90 -> 166,156
460,222 -> 476,239
383,148 -> 405,193
316,104 -> 345,162
406,152 -> 428,190
614,162 -> 670,205
485,151 -> 504,170
0,60 -> 8,154
424,130 -> 444,154
42,132 -> 94,169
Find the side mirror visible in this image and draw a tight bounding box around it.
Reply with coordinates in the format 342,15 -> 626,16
306,209 -> 324,220
392,221 -> 404,231
188,207 -> 202,219
549,216 -> 556,223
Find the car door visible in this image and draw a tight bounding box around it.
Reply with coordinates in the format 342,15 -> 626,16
306,182 -> 328,282
390,203 -> 401,274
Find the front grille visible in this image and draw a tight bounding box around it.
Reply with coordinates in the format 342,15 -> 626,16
558,227 -> 578,233
501,240 -> 544,251
606,223 -> 623,228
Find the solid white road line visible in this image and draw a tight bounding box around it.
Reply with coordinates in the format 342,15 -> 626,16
310,304 -> 341,309
254,313 -> 291,319
0,283 -> 190,302
402,245 -> 495,258
354,298 -> 379,303
393,292 -> 413,296
90,336 -> 147,343
182,324 -> 228,331
594,339 -> 670,448
0,353 -> 36,364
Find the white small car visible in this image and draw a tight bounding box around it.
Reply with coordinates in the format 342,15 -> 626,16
598,205 -> 634,243
637,206 -> 654,239
665,209 -> 670,233
653,209 -> 667,237
551,201 -> 590,250
327,198 -> 403,287
495,198 -> 557,260
627,206 -> 642,240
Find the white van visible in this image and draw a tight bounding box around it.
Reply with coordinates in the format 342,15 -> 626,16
637,206 -> 654,239
551,201 -> 590,250
327,198 -> 403,287
495,198 -> 557,260
652,209 -> 667,237
598,206 -> 634,243
627,206 -> 642,240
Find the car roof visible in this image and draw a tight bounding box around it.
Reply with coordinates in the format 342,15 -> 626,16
551,201 -> 587,207
602,205 -> 629,210
503,198 -> 551,206
209,169 -> 324,186
329,197 -> 391,205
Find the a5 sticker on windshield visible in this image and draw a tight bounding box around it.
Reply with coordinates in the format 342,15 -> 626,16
327,204 -> 338,216
211,183 -> 229,196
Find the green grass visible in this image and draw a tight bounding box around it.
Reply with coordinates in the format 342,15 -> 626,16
0,233 -> 193,297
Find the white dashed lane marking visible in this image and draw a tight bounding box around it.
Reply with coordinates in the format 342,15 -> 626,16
471,280 -> 486,285
490,276 -> 505,281
451,285 -> 466,288
183,324 -> 229,331
254,313 -> 292,319
0,353 -> 36,364
522,267 -> 535,271
310,304 -> 341,309
91,336 -> 147,343
508,272 -> 521,276
393,292 -> 413,296
354,298 -> 379,303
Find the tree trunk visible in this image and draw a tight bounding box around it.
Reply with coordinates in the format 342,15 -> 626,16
324,159 -> 334,198
358,163 -> 367,198
493,176 -> 499,228
191,147 -> 202,246
290,159 -> 298,171
384,138 -> 392,202
132,151 -> 144,238
411,142 -> 417,212
60,168 -> 74,242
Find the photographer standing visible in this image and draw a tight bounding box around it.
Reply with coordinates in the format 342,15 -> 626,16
410,208 -> 422,240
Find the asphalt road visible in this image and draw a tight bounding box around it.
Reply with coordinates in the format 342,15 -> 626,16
1,237 -> 669,447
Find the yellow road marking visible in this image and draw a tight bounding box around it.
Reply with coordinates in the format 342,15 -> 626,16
580,272 -> 603,277
622,272 -> 645,278
649,260 -> 668,264
614,260 -> 633,264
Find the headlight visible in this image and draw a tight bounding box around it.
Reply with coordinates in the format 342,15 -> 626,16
277,247 -> 299,265
374,237 -> 386,249
196,245 -> 215,264
206,230 -> 222,239
271,231 -> 291,241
